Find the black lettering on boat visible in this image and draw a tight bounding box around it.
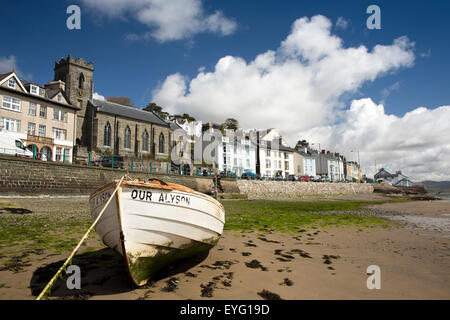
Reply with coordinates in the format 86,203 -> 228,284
185,197 -> 190,206
146,191 -> 152,201
139,191 -> 146,200
159,193 -> 165,202
131,190 -> 138,200
176,195 -> 181,204
170,194 -> 176,203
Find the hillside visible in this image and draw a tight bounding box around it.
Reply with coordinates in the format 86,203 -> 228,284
421,181 -> 450,194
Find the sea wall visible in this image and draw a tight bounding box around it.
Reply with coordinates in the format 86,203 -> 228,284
237,180 -> 374,198
0,156 -> 373,197
0,156 -> 236,196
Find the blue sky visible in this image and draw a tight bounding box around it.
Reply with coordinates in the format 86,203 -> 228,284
1,0 -> 448,114
1,0 -> 450,179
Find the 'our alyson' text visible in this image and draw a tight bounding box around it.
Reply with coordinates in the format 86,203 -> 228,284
131,190 -> 191,206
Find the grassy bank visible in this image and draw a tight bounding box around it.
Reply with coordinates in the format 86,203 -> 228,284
221,200 -> 394,232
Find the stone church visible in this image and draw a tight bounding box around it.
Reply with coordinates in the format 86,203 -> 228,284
53,55 -> 171,160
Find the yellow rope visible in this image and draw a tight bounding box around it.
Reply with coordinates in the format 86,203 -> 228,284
36,176 -> 126,300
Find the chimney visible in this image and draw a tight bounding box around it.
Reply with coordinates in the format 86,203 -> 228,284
45,80 -> 65,91
327,151 -> 330,154
322,150 -> 326,154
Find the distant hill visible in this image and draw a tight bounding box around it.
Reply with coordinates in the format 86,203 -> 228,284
421,181 -> 450,194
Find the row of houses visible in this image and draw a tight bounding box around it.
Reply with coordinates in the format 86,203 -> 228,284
0,54 -> 360,181
173,119 -> 361,182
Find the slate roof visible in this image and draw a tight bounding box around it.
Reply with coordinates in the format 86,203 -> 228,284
0,72 -> 13,82
90,99 -> 170,127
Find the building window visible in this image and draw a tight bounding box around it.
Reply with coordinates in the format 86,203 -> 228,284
30,86 -> 38,95
57,94 -> 63,102
56,147 -> 63,161
159,133 -> 165,153
142,130 -> 149,152
8,79 -> 16,89
28,123 -> 36,135
279,160 -> 282,169
284,152 -> 288,159
124,126 -> 131,149
53,109 -> 67,122
266,159 -> 271,168
285,161 -> 289,170
39,88 -> 45,97
245,145 -> 250,154
2,96 -> 21,112
53,128 -> 67,141
29,103 -> 36,116
104,122 -> 111,147
38,125 -> 46,137
1,118 -> 20,132
39,105 -> 47,118
266,149 -> 271,157
79,73 -> 85,89
223,142 -> 227,153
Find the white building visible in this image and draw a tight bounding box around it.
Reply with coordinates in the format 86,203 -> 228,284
293,149 -> 317,177
202,125 -> 256,176
251,128 -> 294,178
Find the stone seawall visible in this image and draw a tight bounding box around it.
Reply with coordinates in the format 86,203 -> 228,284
237,180 -> 374,198
0,156 -> 240,196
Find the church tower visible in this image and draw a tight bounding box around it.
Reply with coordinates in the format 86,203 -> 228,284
54,55 -> 94,147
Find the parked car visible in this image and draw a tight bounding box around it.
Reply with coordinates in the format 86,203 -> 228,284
100,156 -> 124,169
0,131 -> 33,158
287,174 -> 299,181
241,170 -> 257,180
299,175 -> 311,182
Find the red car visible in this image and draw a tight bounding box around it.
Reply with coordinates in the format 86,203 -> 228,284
299,175 -> 311,181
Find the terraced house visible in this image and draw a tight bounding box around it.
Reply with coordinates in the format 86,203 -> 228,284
0,71 -> 79,162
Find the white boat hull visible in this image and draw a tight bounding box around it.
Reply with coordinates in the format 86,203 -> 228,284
89,179 -> 225,286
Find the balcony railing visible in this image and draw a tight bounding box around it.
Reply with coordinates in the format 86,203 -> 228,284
27,135 -> 54,145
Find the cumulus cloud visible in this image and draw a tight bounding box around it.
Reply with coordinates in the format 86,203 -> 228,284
79,0 -> 237,42
153,15 -> 415,139
93,92 -> 105,101
149,15 -> 450,181
299,99 -> 450,181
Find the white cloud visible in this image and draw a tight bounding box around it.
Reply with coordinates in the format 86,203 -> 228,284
150,15 -> 450,181
153,15 -> 415,140
299,99 -> 450,181
336,17 -> 349,30
80,0 -> 237,42
0,55 -> 32,80
93,92 -> 105,101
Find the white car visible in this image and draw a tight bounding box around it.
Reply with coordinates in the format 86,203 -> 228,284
0,131 -> 34,158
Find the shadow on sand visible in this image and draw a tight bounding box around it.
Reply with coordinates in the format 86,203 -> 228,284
30,248 -> 210,299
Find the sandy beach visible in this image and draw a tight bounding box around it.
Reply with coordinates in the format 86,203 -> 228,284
0,197 -> 449,300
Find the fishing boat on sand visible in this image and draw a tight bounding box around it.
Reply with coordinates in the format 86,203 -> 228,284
89,178 -> 225,286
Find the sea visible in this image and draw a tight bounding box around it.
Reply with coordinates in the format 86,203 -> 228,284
436,193 -> 450,202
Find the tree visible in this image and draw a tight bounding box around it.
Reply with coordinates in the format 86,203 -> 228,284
144,102 -> 169,119
106,96 -> 134,107
223,118 -> 239,130
296,139 -> 309,150
173,113 -> 196,122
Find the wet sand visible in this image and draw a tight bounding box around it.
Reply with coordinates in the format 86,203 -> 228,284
0,198 -> 449,300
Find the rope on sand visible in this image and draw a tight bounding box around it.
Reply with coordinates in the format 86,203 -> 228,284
36,176 -> 126,300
